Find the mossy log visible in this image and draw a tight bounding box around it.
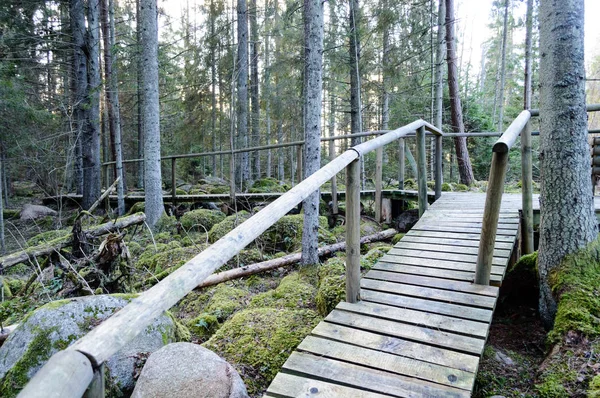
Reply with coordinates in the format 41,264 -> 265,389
0,213 -> 146,271
195,228 -> 397,290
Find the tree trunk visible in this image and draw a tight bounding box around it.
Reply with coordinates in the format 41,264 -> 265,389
434,0 -> 445,130
349,0 -> 362,147
136,0 -> 144,189
250,0 -> 260,179
496,0 -> 509,133
237,0 -> 250,188
100,0 -> 125,215
445,0 -> 474,185
264,0 -> 272,178
301,0 -> 324,265
83,0 -> 102,210
140,0 -> 164,229
523,0 -> 533,110
210,0 -> 217,175
537,0 -> 597,328
70,0 -> 86,196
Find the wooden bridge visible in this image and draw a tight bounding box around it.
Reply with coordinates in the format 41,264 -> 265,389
265,192 -> 520,397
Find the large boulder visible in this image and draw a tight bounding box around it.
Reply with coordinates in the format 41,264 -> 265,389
131,343 -> 248,398
20,204 -> 57,221
0,295 -> 185,397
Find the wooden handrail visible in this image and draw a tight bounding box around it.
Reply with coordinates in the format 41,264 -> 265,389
19,119 -> 441,398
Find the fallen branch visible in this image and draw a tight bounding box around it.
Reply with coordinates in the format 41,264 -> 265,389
0,212 -> 146,271
0,324 -> 18,346
195,228 -> 397,289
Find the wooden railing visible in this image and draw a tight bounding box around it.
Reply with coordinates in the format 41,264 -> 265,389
18,119 -> 442,398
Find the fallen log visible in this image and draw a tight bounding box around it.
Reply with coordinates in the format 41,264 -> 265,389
0,212 -> 146,271
0,324 -> 18,346
195,228 -> 397,289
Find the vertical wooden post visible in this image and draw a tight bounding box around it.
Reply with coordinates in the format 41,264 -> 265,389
434,135 -> 443,199
296,144 -> 303,183
415,126 -> 428,217
345,158 -> 361,303
375,147 -> 383,222
229,154 -> 236,203
521,121 -> 534,254
475,151 -> 509,285
329,142 -> 338,214
84,363 -> 105,398
398,138 -> 405,189
171,158 -> 176,207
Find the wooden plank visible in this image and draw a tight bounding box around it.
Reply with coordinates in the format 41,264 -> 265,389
421,216 -> 520,224
325,310 -> 485,355
361,278 -> 497,308
376,256 -> 506,276
283,352 -> 471,398
393,241 -> 512,258
411,224 -> 517,236
386,248 -> 508,267
405,229 -> 516,243
401,235 -> 514,250
361,289 -> 493,323
296,338 -> 475,391
415,220 -> 519,230
337,301 -> 489,338
364,269 -> 498,297
312,322 -> 479,373
267,372 -> 393,398
372,261 -> 503,283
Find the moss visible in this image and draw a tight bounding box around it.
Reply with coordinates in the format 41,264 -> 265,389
249,177 -> 290,193
127,201 -> 145,215
510,251 -> 538,274
547,237 -> 600,343
315,257 -> 346,316
426,180 -> 435,190
187,313 -> 220,338
589,375 -> 600,398
155,215 -> 177,233
127,241 -> 143,257
391,233 -> 405,244
207,185 -> 229,194
203,307 -> 321,395
260,215 -> 330,252
360,220 -> 381,236
404,178 -> 416,190
454,183 -> 469,191
165,311 -> 191,342
441,182 -> 452,192
175,188 -> 187,196
249,273 -> 316,309
536,370 -> 572,397
3,209 -> 20,219
361,246 -> 389,271
205,284 -> 248,321
26,229 -> 70,247
208,211 -> 251,243
225,248 -> 264,269
137,243 -> 193,272
180,209 -> 226,232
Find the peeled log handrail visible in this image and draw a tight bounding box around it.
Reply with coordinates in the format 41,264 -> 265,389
475,110 -> 532,285
19,119 -> 440,398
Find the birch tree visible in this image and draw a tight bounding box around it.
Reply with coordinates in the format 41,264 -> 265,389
301,0 -> 324,265
140,0 -> 164,228
537,0 -> 597,328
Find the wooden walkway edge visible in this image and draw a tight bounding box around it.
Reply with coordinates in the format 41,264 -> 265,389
265,193 -> 522,398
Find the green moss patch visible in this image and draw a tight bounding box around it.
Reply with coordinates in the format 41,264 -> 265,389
203,308 -> 321,395
315,257 -> 346,316
249,273 -> 316,309
180,209 -> 226,232
249,177 -> 290,193
208,211 -> 251,243
26,229 -> 70,247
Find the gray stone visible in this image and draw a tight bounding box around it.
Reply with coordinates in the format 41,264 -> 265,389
20,204 -> 57,221
494,350 -> 515,367
131,342 -> 248,398
0,295 -> 180,397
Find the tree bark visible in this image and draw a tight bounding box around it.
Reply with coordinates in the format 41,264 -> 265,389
496,0 -> 509,133
300,0 -> 324,265
349,0 -> 362,147
237,0 -> 250,187
434,0 -> 445,130
250,0 -> 260,179
264,0 -> 273,178
83,0 -> 102,210
210,0 -> 218,175
445,0 -> 474,185
140,0 -> 164,228
523,0 -> 533,110
136,0 -> 144,190
537,0 -> 597,328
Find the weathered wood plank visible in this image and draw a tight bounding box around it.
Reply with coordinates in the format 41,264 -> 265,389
361,289 -> 493,323
336,301 -> 489,338
296,337 -> 474,391
404,229 -> 516,243
325,310 -> 485,355
312,322 -> 479,373
267,372 -> 393,398
376,256 -> 506,277
386,248 -> 508,266
372,261 -> 503,283
415,221 -> 518,231
411,224 -> 517,236
400,235 -> 514,250
392,241 -> 512,258
283,352 -> 471,398
421,216 -> 520,224
364,269 -> 499,297
361,278 -> 497,308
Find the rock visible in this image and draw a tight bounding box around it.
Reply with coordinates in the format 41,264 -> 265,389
394,209 -> 419,232
131,343 -> 248,398
19,204 -> 57,221
0,295 -> 183,397
494,350 -> 515,367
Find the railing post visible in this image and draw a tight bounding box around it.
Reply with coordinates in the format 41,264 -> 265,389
84,363 -> 105,398
434,135 -> 443,199
416,126 -> 428,217
521,120 -> 534,254
296,144 -> 303,184
345,158 -> 361,303
375,147 -> 383,222
329,141 -> 338,214
398,138 -> 405,189
229,153 -> 236,202
475,150 -> 509,285
171,158 -> 177,207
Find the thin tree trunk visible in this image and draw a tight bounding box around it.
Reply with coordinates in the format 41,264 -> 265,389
264,0 -> 272,178
140,0 -> 164,228
445,0 -> 474,185
496,0 -> 509,133
523,0 -> 533,110
70,0 -> 86,195
83,0 -> 102,210
210,0 -> 217,175
434,0 -> 445,130
301,0 -> 324,265
349,0 -> 362,147
537,0 -> 597,328
250,0 -> 260,179
237,0 -> 250,187
136,0 -> 144,189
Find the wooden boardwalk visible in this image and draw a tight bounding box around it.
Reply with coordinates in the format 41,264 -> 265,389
265,193 -> 523,398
